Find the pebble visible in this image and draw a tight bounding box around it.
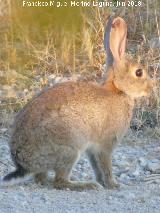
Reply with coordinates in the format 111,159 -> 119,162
47,74 -> 56,85
139,157 -> 148,167
48,74 -> 56,80
137,197 -> 146,203
146,160 -> 160,173
54,76 -> 62,84
0,128 -> 8,134
119,174 -> 130,183
132,169 -> 141,178
149,37 -> 160,49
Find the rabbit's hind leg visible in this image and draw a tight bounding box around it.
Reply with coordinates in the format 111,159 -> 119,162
53,178 -> 101,191
53,169 -> 101,191
53,148 -> 101,191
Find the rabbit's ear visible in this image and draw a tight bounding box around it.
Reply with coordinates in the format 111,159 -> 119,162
104,17 -> 114,68
110,17 -> 127,63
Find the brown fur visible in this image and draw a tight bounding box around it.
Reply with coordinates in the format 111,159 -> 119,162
3,17 -> 153,191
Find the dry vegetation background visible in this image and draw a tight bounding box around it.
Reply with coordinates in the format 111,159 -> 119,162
0,0 -> 160,138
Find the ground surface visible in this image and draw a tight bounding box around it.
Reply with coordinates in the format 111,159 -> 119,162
0,132 -> 160,213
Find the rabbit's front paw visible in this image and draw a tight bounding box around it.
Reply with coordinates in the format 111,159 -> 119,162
106,180 -> 120,189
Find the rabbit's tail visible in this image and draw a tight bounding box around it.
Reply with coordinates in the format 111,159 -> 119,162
3,163 -> 27,182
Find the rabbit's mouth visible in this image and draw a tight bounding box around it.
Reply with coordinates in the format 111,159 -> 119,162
125,83 -> 152,98
138,90 -> 150,97
125,91 -> 147,98
143,80 -> 153,96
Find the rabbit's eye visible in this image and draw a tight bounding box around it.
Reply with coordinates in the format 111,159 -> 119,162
135,69 -> 143,77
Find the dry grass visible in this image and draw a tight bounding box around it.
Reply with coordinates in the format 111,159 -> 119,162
0,0 -> 160,133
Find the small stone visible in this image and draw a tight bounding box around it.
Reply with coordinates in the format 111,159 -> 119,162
119,173 -> 130,181
147,160 -> 160,173
149,38 -> 160,49
48,75 -> 56,85
144,171 -> 151,175
0,128 -> 8,134
137,197 -> 145,203
49,83 -> 54,87
132,169 -> 140,177
139,157 -> 147,167
23,89 -> 29,94
48,74 -> 56,80
54,76 -> 62,84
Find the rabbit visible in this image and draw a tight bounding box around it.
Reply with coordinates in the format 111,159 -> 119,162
3,16 -> 152,191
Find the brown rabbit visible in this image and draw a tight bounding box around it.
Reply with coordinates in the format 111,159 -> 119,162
3,17 -> 152,190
